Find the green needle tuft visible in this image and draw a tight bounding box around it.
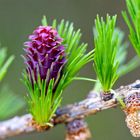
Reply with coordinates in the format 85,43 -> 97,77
93,14 -> 119,92
122,0 -> 140,56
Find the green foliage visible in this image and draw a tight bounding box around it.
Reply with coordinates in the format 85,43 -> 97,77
93,15 -> 119,92
23,73 -> 61,125
0,45 -> 25,120
115,28 -> 140,77
0,47 -> 14,81
122,0 -> 140,56
118,56 -> 140,76
56,19 -> 94,88
0,86 -> 25,120
93,27 -> 140,92
23,17 -> 94,125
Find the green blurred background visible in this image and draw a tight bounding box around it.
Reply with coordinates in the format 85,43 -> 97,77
0,0 -> 139,139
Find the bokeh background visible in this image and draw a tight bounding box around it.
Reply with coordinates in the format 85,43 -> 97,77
0,0 -> 139,140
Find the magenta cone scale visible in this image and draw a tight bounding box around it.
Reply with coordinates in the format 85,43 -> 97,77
24,26 -> 66,87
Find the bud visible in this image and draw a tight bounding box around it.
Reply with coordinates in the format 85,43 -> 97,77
65,119 -> 91,140
124,91 -> 140,137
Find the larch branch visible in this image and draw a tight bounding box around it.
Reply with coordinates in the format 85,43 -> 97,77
0,80 -> 140,139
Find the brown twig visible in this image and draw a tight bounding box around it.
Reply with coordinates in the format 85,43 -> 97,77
0,80 -> 140,139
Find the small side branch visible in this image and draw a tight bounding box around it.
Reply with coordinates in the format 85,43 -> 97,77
0,80 -> 139,139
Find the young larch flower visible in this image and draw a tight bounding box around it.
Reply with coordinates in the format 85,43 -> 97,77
23,25 -> 67,126
24,26 -> 66,88
22,18 -> 94,126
